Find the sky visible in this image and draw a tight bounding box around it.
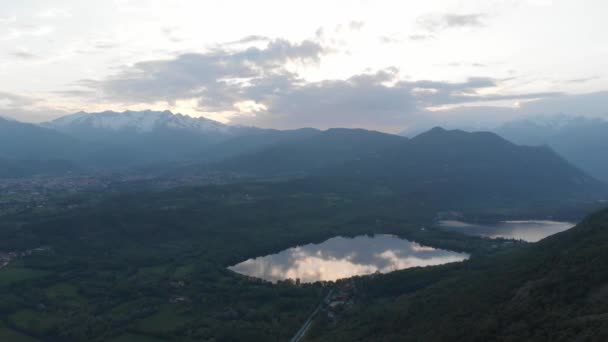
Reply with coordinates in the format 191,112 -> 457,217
1,0 -> 607,133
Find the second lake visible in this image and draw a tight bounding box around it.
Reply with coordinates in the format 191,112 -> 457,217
438,220 -> 575,242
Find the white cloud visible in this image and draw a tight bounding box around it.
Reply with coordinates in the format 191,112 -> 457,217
36,8 -> 72,19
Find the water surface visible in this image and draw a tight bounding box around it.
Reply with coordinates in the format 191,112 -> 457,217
438,220 -> 575,242
229,234 -> 468,283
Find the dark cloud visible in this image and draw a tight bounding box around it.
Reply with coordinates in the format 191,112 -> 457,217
73,36 -> 567,132
9,50 -> 38,59
81,38 -> 326,111
235,68 -> 416,130
443,14 -> 485,28
234,72 -> 559,131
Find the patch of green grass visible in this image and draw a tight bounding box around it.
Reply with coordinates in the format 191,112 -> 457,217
173,264 -> 194,279
105,333 -> 168,342
134,307 -> 190,335
137,265 -> 168,277
0,323 -> 42,342
0,267 -> 49,286
8,309 -> 60,335
45,283 -> 86,306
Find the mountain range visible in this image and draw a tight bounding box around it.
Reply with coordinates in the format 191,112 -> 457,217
1,110 -> 606,203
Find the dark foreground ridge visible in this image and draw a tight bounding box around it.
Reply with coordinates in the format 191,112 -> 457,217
308,207 -> 608,342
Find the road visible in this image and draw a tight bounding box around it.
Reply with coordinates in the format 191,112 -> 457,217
289,288 -> 334,342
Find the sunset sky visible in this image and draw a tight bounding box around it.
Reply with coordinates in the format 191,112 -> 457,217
1,0 -> 607,132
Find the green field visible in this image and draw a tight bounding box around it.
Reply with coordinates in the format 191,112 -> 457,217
0,267 -> 49,286
105,333 -> 168,342
8,309 -> 61,335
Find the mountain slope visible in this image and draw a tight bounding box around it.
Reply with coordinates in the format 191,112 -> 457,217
495,116 -> 608,182
319,127 -> 606,205
0,159 -> 80,178
206,126 -> 607,206
217,128 -> 407,175
0,116 -> 82,160
199,127 -> 321,161
311,207 -> 608,342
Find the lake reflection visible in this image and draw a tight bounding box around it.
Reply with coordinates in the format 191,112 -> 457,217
228,235 -> 469,283
438,220 -> 575,242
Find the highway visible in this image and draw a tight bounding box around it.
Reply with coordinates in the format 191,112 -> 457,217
289,288 -> 334,342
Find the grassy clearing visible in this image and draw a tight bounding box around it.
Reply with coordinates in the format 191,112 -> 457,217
0,267 -> 49,286
134,307 -> 190,335
105,333 -> 168,342
8,309 -> 60,335
173,264 -> 194,279
45,283 -> 86,307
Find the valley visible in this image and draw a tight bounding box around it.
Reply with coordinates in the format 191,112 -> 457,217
2,4 -> 607,340
0,111 -> 606,341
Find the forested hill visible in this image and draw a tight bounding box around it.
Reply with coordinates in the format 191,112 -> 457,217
310,207 -> 608,342
319,127 -> 607,205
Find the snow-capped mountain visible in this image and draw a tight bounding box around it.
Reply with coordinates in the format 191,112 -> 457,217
38,110 -> 262,165
43,110 -> 232,135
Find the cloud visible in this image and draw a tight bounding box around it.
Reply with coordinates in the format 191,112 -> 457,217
36,8 -> 72,19
94,41 -> 119,49
79,38 -> 326,109
0,15 -> 16,24
348,21 -> 365,31
161,26 -> 183,43
0,25 -> 54,41
409,34 -> 434,41
0,92 -> 68,122
226,35 -> 271,45
0,92 -> 37,108
234,68 -> 417,130
9,49 -> 38,60
399,91 -> 608,135
69,35 -> 570,132
564,76 -> 599,84
417,13 -> 486,33
447,62 -> 487,68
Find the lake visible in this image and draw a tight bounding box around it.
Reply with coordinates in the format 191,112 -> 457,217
228,234 -> 469,283
438,220 -> 575,242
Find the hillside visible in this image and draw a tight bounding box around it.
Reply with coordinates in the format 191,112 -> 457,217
495,116 -> 608,183
320,127 -> 606,205
0,159 -> 80,178
217,128 -> 406,175
0,117 -> 81,160
310,207 -> 608,341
